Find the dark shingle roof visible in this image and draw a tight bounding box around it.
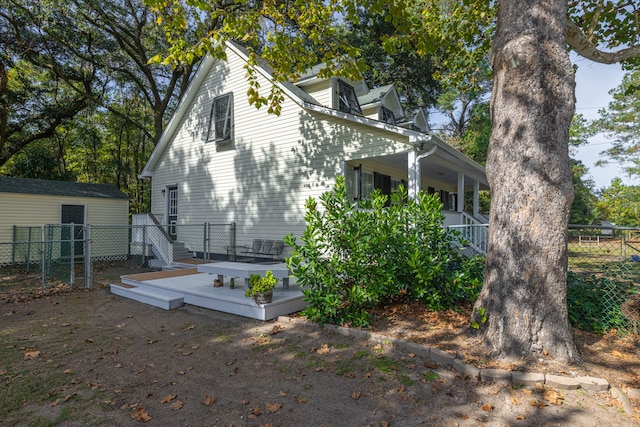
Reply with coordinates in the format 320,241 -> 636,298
0,177 -> 129,200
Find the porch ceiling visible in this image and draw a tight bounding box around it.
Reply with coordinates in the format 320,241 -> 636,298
373,152 -> 490,191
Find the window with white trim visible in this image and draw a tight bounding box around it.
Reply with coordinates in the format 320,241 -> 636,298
336,80 -> 362,115
207,93 -> 233,143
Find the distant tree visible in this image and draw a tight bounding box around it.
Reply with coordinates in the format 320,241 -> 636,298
592,70 -> 640,180
569,159 -> 596,225
1,143 -> 76,181
345,11 -> 442,112
447,102 -> 491,166
596,178 -> 640,227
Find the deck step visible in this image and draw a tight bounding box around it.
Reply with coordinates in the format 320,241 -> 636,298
110,283 -> 184,310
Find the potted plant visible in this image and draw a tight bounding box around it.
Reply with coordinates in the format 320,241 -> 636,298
245,270 -> 277,304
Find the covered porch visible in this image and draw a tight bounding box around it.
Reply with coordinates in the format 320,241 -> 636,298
342,142 -> 490,225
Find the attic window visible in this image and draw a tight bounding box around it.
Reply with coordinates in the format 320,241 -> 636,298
336,80 -> 362,115
207,93 -> 233,143
380,106 -> 396,125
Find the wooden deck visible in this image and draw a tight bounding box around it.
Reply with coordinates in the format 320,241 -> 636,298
110,266 -> 306,321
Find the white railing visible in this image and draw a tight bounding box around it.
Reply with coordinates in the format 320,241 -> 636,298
445,212 -> 488,255
131,214 -> 173,265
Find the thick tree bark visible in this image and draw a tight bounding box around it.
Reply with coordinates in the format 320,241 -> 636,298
473,0 -> 582,363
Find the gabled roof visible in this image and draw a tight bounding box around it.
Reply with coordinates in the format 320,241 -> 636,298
141,40 -> 487,185
358,84 -> 395,106
0,176 -> 129,199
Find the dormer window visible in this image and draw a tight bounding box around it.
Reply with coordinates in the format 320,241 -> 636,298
207,93 -> 233,144
336,80 -> 362,115
380,106 -> 396,125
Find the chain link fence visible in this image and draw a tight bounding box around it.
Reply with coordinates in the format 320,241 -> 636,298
1,223 -> 235,299
1,225 -> 90,301
567,225 -> 640,335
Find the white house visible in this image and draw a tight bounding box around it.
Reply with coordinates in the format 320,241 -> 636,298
139,40 -> 489,260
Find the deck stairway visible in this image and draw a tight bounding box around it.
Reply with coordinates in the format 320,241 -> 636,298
132,213 -> 198,270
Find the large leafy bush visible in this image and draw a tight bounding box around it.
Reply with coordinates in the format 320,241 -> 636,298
284,176 -> 482,327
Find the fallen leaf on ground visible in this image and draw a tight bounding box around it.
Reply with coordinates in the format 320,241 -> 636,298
161,394 -> 176,403
278,391 -> 287,397
242,399 -> 250,405
116,323 -> 125,328
250,407 -> 263,416
130,407 -> 152,422
316,343 -> 330,354
270,325 -> 283,335
50,399 -> 60,407
481,403 -> 493,412
202,396 -> 216,406
517,415 -> 526,420
295,396 -> 308,403
511,396 -> 520,405
169,400 -> 183,410
530,399 -> 547,408
23,350 -> 41,360
351,391 -> 361,400
265,403 -> 282,413
181,325 -> 195,331
543,390 -> 564,405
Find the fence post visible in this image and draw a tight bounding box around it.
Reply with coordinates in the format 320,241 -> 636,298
231,222 -> 236,249
41,225 -> 46,294
26,227 -> 32,272
143,225 -> 147,267
203,223 -> 208,263
85,224 -> 92,289
11,225 -> 15,266
69,223 -> 75,287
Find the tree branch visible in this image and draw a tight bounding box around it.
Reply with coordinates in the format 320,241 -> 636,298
567,20 -> 640,64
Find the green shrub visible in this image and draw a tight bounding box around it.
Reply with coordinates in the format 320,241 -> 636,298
284,176 -> 483,327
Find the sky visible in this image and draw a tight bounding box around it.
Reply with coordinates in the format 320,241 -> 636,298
429,55 -> 633,191
572,55 -> 631,190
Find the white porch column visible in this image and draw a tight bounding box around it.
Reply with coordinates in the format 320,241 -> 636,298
408,150 -> 419,200
473,180 -> 480,217
457,173 -> 465,212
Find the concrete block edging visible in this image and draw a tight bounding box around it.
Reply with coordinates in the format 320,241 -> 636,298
277,316 -> 615,393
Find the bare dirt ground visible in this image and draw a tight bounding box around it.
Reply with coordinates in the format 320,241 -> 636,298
1,283 -> 639,426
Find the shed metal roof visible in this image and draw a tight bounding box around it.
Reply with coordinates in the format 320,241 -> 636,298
0,177 -> 129,200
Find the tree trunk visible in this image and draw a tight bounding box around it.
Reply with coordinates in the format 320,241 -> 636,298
473,0 -> 582,363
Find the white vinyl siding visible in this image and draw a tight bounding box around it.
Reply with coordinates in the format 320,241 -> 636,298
150,46 -> 414,247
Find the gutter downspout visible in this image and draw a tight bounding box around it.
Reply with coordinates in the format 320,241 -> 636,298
408,144 -> 438,200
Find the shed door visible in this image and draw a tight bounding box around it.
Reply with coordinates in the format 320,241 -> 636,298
61,204 -> 85,258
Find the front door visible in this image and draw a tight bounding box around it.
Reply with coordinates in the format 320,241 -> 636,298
167,185 -> 178,240
61,204 -> 85,259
